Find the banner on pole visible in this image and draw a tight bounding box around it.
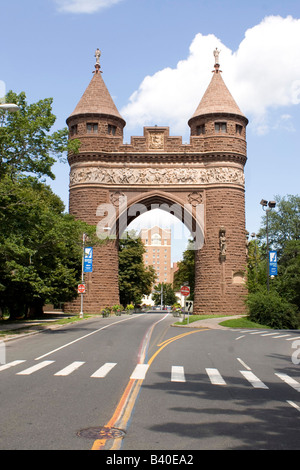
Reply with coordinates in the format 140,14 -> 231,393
269,250 -> 277,276
84,247 -> 93,273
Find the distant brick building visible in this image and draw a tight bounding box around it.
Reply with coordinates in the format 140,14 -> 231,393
66,49 -> 248,315
139,226 -> 172,285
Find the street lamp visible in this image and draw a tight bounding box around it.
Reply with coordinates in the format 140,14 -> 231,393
260,199 -> 276,291
0,103 -> 20,112
0,103 -> 20,127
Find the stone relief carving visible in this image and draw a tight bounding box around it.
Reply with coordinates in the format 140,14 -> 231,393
219,226 -> 227,259
110,191 -> 126,207
149,132 -> 164,149
70,166 -> 245,187
188,192 -> 204,206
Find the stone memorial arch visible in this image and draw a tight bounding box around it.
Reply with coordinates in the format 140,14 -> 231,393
66,50 -> 248,315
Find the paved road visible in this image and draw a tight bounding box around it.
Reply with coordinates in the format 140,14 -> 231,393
0,313 -> 299,450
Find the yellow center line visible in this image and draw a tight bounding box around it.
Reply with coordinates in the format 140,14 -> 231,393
91,328 -> 207,450
149,329 -> 208,366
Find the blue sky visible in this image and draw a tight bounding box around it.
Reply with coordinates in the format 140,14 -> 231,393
1,0 -> 300,262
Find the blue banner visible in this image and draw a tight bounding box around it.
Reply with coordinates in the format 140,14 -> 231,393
269,250 -> 277,276
84,246 -> 93,273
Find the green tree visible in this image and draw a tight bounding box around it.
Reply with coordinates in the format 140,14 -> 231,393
118,231 -> 156,306
0,91 -> 73,181
0,90 -> 89,319
276,240 -> 300,310
246,238 -> 267,293
0,176 -> 97,318
246,194 -> 300,328
173,240 -> 195,299
258,194 -> 300,255
152,282 -> 178,307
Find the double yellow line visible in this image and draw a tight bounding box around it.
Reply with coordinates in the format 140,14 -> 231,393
148,329 -> 205,366
91,328 -> 207,450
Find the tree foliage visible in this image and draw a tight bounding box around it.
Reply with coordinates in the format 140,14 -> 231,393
246,194 -> 300,328
0,176 -> 96,318
0,91 -> 70,180
152,282 -> 178,307
173,240 -> 195,299
118,231 -> 156,306
0,90 -> 92,319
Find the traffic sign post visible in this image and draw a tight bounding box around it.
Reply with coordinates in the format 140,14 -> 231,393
78,284 -> 86,294
185,300 -> 194,325
180,285 -> 190,297
79,233 -> 89,318
180,286 -> 190,322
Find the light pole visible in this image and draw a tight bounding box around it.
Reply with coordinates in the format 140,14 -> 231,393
80,233 -> 87,318
260,199 -> 276,292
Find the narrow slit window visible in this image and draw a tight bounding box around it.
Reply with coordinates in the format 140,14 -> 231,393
215,122 -> 227,133
108,124 -> 117,135
87,123 -> 98,134
196,124 -> 205,135
70,124 -> 78,136
236,124 -> 243,135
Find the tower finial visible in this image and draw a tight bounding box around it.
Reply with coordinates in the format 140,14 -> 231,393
213,47 -> 221,72
94,48 -> 101,73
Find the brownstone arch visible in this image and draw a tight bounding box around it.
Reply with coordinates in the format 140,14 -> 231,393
66,50 -> 248,315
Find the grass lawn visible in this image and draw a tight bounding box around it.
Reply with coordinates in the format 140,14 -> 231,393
219,317 -> 271,329
177,314 -> 271,329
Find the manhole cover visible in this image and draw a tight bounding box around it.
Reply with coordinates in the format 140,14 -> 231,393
77,426 -> 125,440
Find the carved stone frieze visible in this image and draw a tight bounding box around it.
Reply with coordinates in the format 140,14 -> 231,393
69,166 -> 245,187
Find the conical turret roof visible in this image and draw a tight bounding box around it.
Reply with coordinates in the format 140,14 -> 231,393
67,53 -> 125,126
189,59 -> 248,125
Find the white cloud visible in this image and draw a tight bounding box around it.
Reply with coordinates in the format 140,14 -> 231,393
55,0 -> 123,14
121,16 -> 300,136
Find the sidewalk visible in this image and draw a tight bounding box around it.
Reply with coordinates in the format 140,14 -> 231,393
175,315 -> 245,330
0,312 -> 76,342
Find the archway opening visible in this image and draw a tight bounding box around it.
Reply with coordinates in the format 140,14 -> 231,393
98,192 -> 205,310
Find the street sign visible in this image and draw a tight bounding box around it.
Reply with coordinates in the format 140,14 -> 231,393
84,247 -> 93,273
78,284 -> 86,294
180,285 -> 190,296
269,250 -> 278,276
185,301 -> 193,313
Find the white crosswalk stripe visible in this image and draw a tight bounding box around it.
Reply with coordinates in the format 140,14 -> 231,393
171,366 -> 186,382
240,370 -> 269,389
275,373 -> 300,392
130,364 -> 149,380
206,368 -> 226,385
0,360 -> 26,372
54,361 -> 85,376
16,360 -> 55,375
91,362 -> 117,378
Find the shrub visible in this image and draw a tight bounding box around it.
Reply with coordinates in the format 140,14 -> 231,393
125,304 -> 134,314
101,307 -> 111,318
246,291 -> 300,329
112,304 -> 123,316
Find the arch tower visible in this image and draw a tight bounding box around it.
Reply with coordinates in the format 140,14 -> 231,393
66,50 -> 248,315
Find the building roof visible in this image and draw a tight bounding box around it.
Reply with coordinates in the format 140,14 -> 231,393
189,65 -> 248,124
67,61 -> 125,125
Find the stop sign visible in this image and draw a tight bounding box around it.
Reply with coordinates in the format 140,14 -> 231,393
78,284 -> 86,294
180,285 -> 190,296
